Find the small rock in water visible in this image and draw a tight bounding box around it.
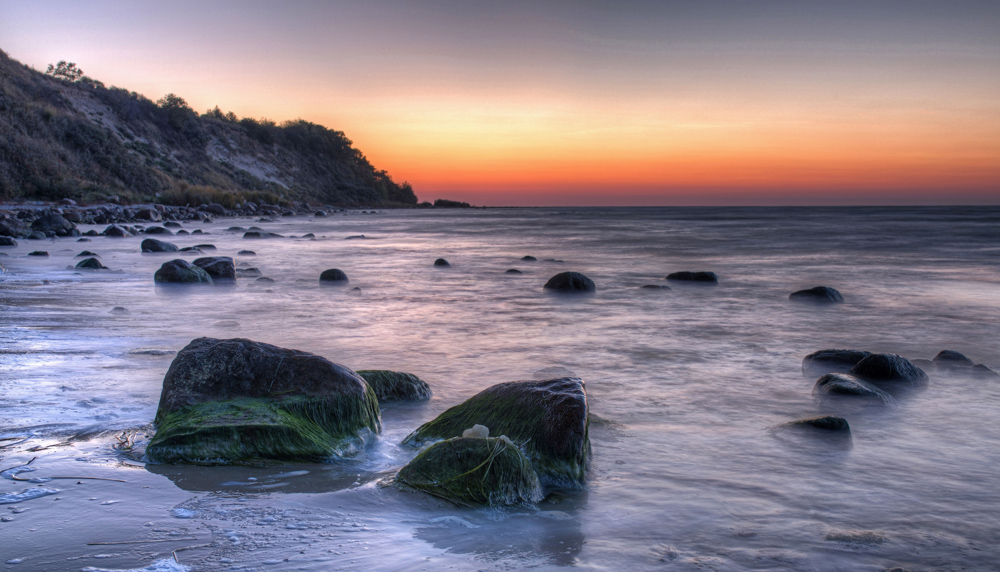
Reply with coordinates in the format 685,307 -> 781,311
27,251 -> 48,257
932,350 -> 974,368
789,286 -> 844,304
970,364 -> 1000,378
110,307 -> 128,314
666,271 -> 718,283
76,251 -> 99,257
433,258 -> 451,267
237,250 -> 256,256
544,271 -> 595,293
345,234 -> 365,239
813,373 -> 896,405
75,257 -> 107,270
640,284 -> 671,290
140,238 -> 179,253
521,255 -> 537,261
347,287 -> 362,295
76,237 -> 91,242
212,320 -> 241,328
319,268 -> 349,283
849,353 -> 927,386
802,349 -> 872,376
153,259 -> 214,284
193,256 -> 236,281
505,269 -> 523,275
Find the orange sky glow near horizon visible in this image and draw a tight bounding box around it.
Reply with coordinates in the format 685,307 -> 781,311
1,1 -> 998,205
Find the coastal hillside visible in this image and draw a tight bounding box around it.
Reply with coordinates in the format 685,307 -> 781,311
0,50 -> 417,207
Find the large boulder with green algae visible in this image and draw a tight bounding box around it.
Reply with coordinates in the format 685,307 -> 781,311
356,370 -> 432,402
397,437 -> 543,507
146,337 -> 380,464
402,377 -> 590,489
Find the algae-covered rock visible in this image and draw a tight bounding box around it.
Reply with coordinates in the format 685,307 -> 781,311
147,337 -> 380,464
356,370 -> 432,402
802,349 -> 872,376
403,377 -> 590,489
397,436 -> 543,507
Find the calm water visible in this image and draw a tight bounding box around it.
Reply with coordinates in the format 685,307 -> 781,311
1,206 -> 999,571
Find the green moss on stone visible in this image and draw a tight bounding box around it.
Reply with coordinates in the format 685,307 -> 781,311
356,370 -> 432,402
402,378 -> 590,490
147,390 -> 380,464
397,436 -> 542,507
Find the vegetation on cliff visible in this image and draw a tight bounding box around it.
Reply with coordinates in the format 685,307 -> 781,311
0,51 -> 417,206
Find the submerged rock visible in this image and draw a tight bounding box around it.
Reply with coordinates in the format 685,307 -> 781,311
666,271 -> 718,283
932,350 -> 975,368
783,416 -> 851,433
403,377 -> 590,489
237,250 -> 256,256
193,256 -> 236,281
849,353 -> 928,386
397,437 -> 543,507
28,251 -> 48,256
243,231 -> 272,239
319,268 -> 349,283
433,258 -> 451,267
971,364 -> 1000,378
802,349 -> 872,376
505,269 -> 523,275
75,257 -> 107,270
813,373 -> 896,405
543,272 -> 596,293
141,238 -> 179,253
790,286 -> 844,304
641,284 -> 671,290
356,370 -> 432,402
154,259 -> 214,284
146,337 -> 380,464
76,250 -> 99,257
521,255 -> 537,261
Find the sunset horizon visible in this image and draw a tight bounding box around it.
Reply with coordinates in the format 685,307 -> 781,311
2,0 -> 996,206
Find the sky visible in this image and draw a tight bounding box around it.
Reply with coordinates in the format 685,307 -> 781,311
1,0 -> 998,206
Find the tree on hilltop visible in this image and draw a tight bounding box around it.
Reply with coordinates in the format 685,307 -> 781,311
45,61 -> 84,82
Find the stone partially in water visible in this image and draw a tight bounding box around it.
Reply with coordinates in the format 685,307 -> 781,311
849,354 -> 928,386
790,286 -> 844,304
193,256 -> 236,281
666,271 -> 718,283
543,272 -> 596,293
813,373 -> 896,405
146,337 -> 380,464
403,377 -> 590,489
397,437 -> 543,507
356,370 -> 432,402
319,268 -> 349,283
154,259 -> 213,284
802,349 -> 872,376
932,350 -> 975,368
433,258 -> 451,267
75,257 -> 107,270
141,238 -> 179,253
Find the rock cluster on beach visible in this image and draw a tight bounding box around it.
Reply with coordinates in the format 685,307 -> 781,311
144,336 -> 590,507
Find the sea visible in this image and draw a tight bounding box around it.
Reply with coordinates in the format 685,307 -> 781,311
1,206 -> 998,572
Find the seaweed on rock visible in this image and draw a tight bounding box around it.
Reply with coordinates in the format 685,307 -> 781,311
402,377 -> 590,489
356,370 -> 432,402
397,436 -> 543,507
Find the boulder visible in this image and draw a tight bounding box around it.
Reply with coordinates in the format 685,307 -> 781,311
193,244 -> 217,251
146,337 -> 380,463
243,231 -> 272,239
28,251 -> 48,256
27,231 -> 46,240
403,377 -> 590,489
971,364 -> 999,378
666,271 -> 718,283
932,350 -> 974,368
315,210 -> 328,217
0,216 -> 31,238
783,415 -> 851,433
75,257 -> 107,270
356,370 -> 432,402
193,256 -> 236,281
141,238 -> 179,253
104,224 -> 133,238
202,203 -> 227,216
802,349 -> 872,376
31,212 -> 76,236
849,353 -> 928,385
812,373 -> 895,405
790,286 -> 844,304
319,268 -> 349,283
143,226 -> 173,235
154,259 -> 214,284
397,437 -> 543,507
179,247 -> 204,253
543,272 -> 595,293
135,209 -> 162,222
0,236 -> 16,247
76,250 -> 99,257
163,221 -> 183,228
433,258 -> 451,267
